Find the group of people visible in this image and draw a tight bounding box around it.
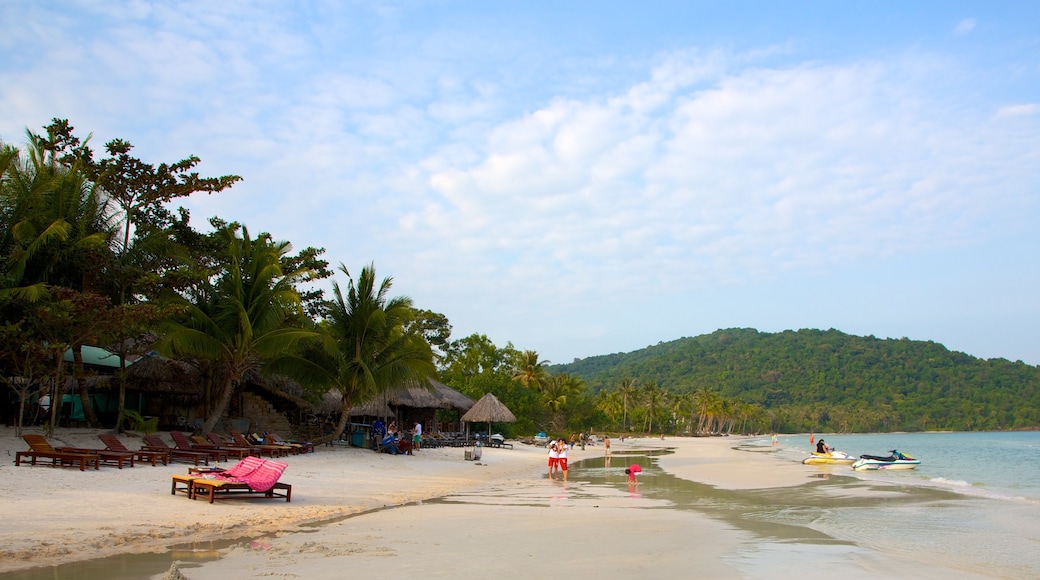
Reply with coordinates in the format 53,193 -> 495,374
547,438 -> 569,481
371,419 -> 423,455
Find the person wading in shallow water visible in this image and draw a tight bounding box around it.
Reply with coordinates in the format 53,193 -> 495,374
548,439 -> 559,479
557,438 -> 569,482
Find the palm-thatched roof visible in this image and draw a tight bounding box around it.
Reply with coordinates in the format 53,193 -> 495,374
460,392 -> 516,423
121,355 -> 202,395
330,378 -> 475,416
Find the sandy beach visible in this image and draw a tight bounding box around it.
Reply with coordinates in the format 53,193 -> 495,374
0,428 -> 997,579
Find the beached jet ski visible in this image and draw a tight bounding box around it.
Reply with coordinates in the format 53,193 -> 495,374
851,450 -> 920,471
802,450 -> 858,465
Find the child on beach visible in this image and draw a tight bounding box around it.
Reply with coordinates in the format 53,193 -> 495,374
625,464 -> 642,483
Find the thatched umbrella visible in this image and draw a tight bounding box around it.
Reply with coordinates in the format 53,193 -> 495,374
460,392 -> 516,442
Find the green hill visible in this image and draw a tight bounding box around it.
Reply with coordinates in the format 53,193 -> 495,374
552,328 -> 1040,432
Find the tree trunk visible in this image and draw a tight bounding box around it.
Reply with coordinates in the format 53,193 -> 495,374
333,394 -> 354,441
113,353 -> 127,433
72,345 -> 100,427
200,374 -> 236,434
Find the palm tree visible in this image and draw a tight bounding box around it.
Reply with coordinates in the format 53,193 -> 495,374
321,263 -> 437,440
615,377 -> 637,431
641,381 -> 665,433
1,131 -> 118,428
539,373 -> 584,432
596,390 -> 623,426
693,385 -> 720,434
158,225 -> 323,434
512,350 -> 547,392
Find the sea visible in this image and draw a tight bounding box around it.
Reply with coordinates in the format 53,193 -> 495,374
730,431 -> 1040,577
769,431 -> 1040,505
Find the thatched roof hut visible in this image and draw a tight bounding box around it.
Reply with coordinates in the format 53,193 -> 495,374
460,392 -> 516,423
325,378 -> 475,417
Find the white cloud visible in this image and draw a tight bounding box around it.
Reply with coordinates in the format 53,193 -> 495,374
953,18 -> 977,35
416,53 -> 1037,304
994,103 -> 1039,118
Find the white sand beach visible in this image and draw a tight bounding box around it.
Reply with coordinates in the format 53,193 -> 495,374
0,429 -> 991,579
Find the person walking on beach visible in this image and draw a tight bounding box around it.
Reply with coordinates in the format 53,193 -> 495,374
558,438 -> 569,481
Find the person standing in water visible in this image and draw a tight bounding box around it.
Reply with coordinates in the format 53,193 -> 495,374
557,438 -> 569,481
547,439 -> 559,480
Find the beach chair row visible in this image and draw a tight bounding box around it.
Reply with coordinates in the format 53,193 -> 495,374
13,431 -> 315,471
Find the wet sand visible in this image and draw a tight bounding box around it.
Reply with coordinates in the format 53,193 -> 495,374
0,429 -> 998,579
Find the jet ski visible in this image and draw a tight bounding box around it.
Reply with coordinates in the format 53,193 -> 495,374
851,449 -> 920,471
802,450 -> 857,465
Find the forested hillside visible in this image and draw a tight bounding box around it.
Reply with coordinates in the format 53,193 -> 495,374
553,328 -> 1040,432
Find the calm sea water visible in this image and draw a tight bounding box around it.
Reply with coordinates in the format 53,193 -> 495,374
743,431 -> 1040,577
770,431 -> 1040,504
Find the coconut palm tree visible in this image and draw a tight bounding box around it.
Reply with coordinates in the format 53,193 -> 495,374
320,263 -> 437,440
539,373 -> 584,432
615,376 -> 637,431
0,131 -> 119,428
512,350 -> 548,392
157,224 -> 324,434
641,381 -> 665,433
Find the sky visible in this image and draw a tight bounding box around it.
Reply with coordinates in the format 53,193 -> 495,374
2,1 -> 1038,366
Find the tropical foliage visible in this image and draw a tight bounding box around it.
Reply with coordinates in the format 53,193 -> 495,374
554,328 -> 1040,433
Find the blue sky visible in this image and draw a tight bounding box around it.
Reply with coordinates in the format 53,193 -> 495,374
2,2 -> 1038,365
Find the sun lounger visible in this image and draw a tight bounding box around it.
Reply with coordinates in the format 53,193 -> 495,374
191,434 -> 252,460
98,434 -> 169,466
229,430 -> 290,457
267,433 -> 314,454
171,431 -> 228,462
189,458 -> 292,503
57,445 -> 135,468
205,432 -> 261,458
15,434 -> 100,471
143,434 -> 210,466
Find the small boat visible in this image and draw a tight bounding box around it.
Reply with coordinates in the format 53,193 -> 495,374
851,450 -> 920,471
802,450 -> 857,465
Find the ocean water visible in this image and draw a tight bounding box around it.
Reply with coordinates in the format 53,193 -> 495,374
732,431 -> 1040,577
771,431 -> 1040,504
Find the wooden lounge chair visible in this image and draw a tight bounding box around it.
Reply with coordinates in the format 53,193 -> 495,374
267,433 -> 314,454
171,431 -> 228,462
15,434 -> 100,471
191,434 -> 252,460
142,434 -> 210,466
205,432 -> 261,458
189,458 -> 292,503
57,444 -> 135,469
98,434 -> 169,466
229,430 -> 290,457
